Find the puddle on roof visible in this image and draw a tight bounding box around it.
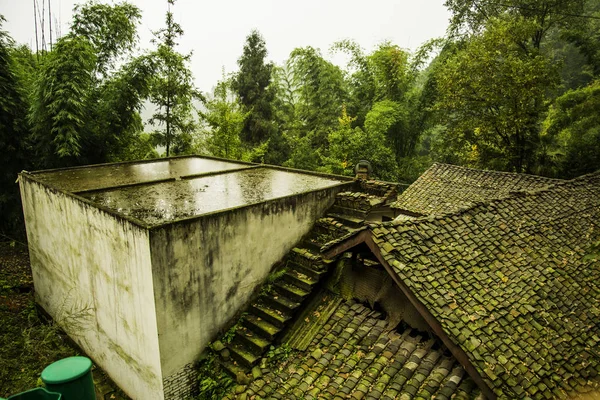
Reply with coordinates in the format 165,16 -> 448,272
81,168 -> 344,225
33,157 -> 247,192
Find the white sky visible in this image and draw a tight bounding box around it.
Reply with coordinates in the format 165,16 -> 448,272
0,0 -> 451,93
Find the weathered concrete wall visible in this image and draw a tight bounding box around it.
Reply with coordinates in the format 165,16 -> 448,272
20,176 -> 164,400
149,184 -> 351,395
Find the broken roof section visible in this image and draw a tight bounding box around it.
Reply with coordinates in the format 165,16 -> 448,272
391,163 -> 564,216
348,171 -> 600,398
233,297 -> 484,400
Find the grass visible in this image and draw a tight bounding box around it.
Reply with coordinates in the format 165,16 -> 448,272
0,240 -> 78,397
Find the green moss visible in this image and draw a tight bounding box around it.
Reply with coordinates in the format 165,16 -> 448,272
195,351 -> 235,400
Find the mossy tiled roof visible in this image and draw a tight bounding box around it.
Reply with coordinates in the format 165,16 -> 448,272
372,172 -> 600,398
235,299 -> 483,400
391,163 -> 564,216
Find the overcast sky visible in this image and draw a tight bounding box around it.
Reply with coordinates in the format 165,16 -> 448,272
1,0 -> 451,93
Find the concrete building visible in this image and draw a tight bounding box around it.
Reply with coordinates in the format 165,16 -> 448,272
19,156 -> 353,400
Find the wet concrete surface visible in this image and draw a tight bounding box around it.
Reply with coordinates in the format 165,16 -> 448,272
33,157 -> 247,192
81,168 -> 344,225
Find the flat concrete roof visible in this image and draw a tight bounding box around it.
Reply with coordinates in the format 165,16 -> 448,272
81,167 -> 344,225
25,156 -> 351,227
32,157 -> 249,192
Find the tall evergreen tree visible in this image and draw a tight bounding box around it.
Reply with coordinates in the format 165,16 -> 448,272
232,30 -> 277,146
149,0 -> 199,157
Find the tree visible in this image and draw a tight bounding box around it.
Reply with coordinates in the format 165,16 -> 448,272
29,35 -> 97,166
445,0 -> 586,48
149,0 -> 199,157
331,40 -> 376,126
29,1 -> 153,167
288,46 -> 348,147
434,16 -> 559,172
324,106 -> 397,180
543,79 -> 600,177
200,75 -> 246,159
0,17 -> 30,234
272,62 -> 302,137
561,0 -> 600,77
70,1 -> 141,76
232,30 -> 277,146
333,41 -> 421,161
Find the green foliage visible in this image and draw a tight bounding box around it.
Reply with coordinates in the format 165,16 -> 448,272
196,352 -> 235,400
28,1 -> 152,169
200,75 -> 246,159
148,0 -> 200,157
445,0 -> 586,48
0,241 -> 79,396
323,106 -> 397,180
259,266 -> 288,296
333,40 -> 422,161
368,43 -> 414,102
434,16 -> 560,172
0,18 -> 30,235
283,132 -> 323,171
70,1 -> 141,76
584,240 -> 600,262
265,343 -> 294,368
233,30 -> 277,147
561,0 -> 600,76
29,36 -> 96,165
288,46 -> 348,147
543,79 -> 600,177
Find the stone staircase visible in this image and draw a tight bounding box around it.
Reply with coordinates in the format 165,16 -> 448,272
216,181 -> 398,379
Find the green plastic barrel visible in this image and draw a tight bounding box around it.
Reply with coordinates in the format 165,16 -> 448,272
41,357 -> 95,400
6,387 -> 61,400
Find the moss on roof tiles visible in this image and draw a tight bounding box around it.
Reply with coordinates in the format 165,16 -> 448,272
391,163 -> 565,216
373,171 -> 600,399
230,299 -> 481,399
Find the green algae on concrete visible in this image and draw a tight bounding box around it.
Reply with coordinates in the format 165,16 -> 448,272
80,167 -> 344,226
33,157 -> 248,192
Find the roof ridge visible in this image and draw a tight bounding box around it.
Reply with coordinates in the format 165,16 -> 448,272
429,162 -> 566,182
382,170 -> 600,229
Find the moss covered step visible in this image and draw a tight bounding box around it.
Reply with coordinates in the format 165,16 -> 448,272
262,293 -> 300,314
329,204 -> 369,219
282,268 -> 318,291
220,359 -> 247,378
228,342 -> 261,370
250,303 -> 290,328
289,247 -> 322,268
288,261 -> 326,281
233,327 -> 271,354
273,280 -> 310,303
327,213 -> 365,229
242,314 -> 281,341
314,217 -> 351,239
301,238 -> 322,252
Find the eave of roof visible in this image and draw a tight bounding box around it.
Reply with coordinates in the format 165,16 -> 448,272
325,171 -> 600,398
